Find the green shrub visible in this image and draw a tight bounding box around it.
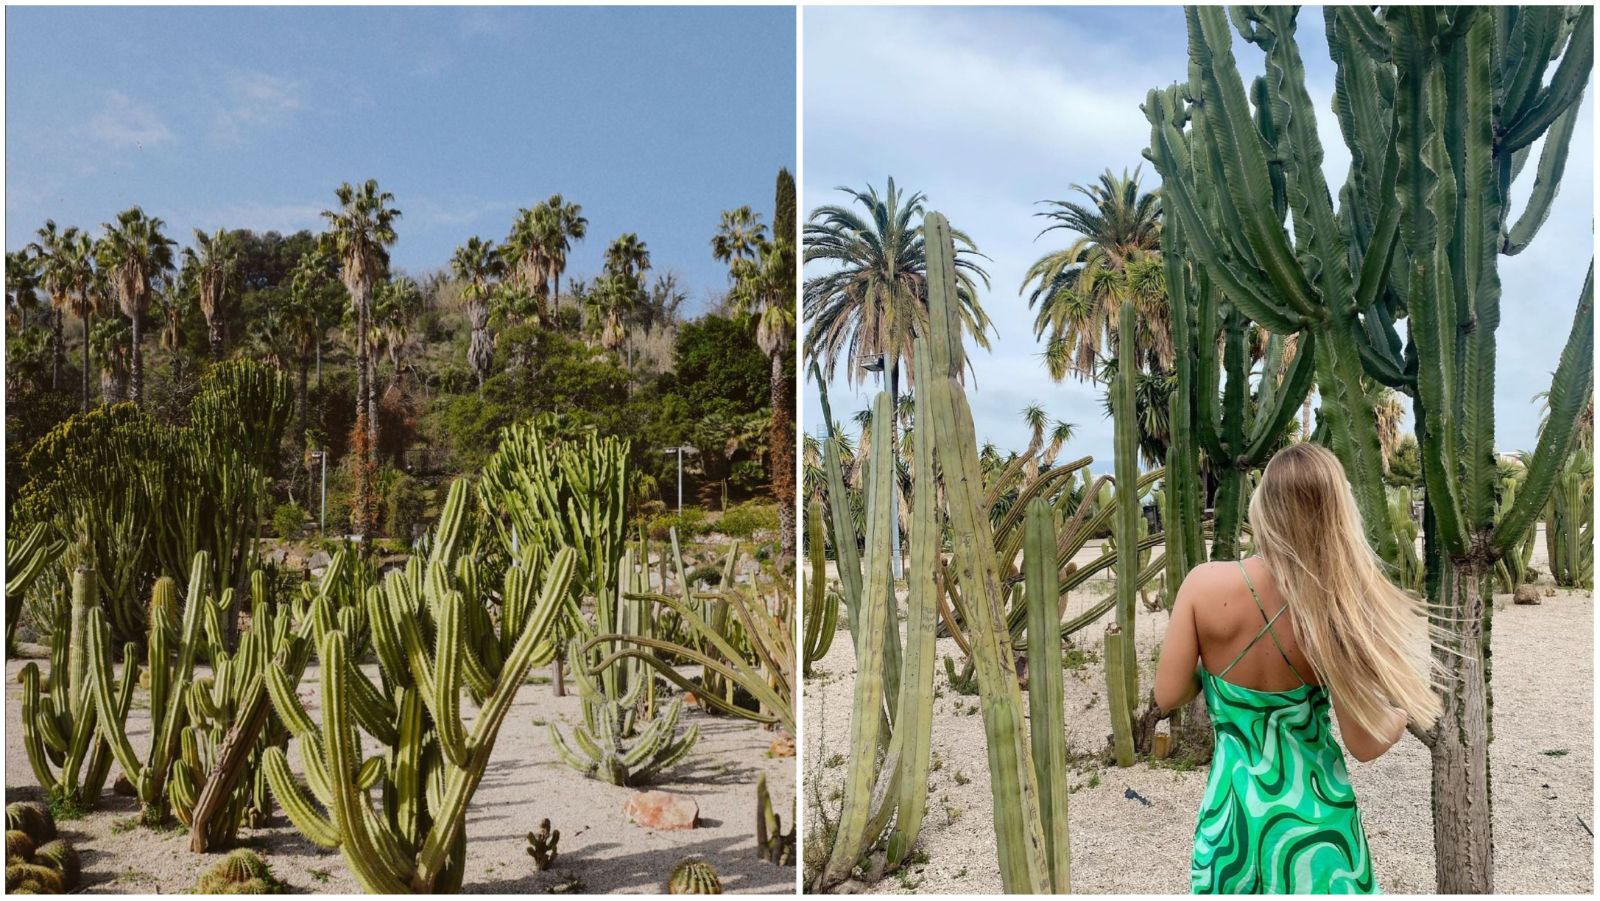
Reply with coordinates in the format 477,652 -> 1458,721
646,507 -> 709,541
271,502 -> 306,540
385,473 -> 426,541
715,502 -> 779,539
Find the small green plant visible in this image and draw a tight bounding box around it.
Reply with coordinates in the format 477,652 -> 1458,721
953,770 -> 971,786
715,502 -> 779,538
383,470 -> 426,540
271,501 -> 306,539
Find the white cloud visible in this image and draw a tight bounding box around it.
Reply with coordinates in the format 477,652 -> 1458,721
212,70 -> 305,142
83,91 -> 174,149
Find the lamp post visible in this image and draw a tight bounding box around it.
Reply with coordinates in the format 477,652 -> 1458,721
661,446 -> 697,512
856,353 -> 903,580
308,450 -> 328,537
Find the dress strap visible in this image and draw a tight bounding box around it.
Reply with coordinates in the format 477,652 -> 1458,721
1217,559 -> 1309,686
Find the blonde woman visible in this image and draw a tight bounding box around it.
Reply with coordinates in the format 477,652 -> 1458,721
1154,443 -> 1440,894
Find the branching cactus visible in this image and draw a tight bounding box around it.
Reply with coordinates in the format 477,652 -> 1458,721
1146,7 -> 1593,890
83,552 -> 213,825
1545,447 -> 1594,589
7,524 -> 62,654
754,772 -> 795,866
18,567 -> 124,809
263,482 -> 578,892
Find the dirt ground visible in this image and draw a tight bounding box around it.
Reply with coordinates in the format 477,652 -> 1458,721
803,537 -> 1593,894
5,659 -> 797,894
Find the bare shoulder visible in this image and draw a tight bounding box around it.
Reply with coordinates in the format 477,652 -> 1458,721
1178,560 -> 1241,596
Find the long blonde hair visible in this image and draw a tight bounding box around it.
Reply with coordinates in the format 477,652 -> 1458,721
1248,443 -> 1440,737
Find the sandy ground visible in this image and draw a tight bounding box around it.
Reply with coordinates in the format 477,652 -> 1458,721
803,538 -> 1593,894
6,659 -> 797,894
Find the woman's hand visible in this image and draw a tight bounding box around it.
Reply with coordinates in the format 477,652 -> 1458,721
1334,700 -> 1409,763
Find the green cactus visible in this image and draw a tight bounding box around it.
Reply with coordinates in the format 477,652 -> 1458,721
194,849 -> 280,894
83,552 -> 216,825
1024,498 -> 1072,889
1145,7 -> 1593,890
1545,447 -> 1594,589
1387,487 -> 1424,592
1106,300 -> 1143,762
263,480 -> 579,893
4,803 -> 55,842
6,524 -> 62,655
525,819 -> 560,871
17,567 -> 123,810
667,859 -> 722,895
802,500 -> 838,675
754,772 -> 795,866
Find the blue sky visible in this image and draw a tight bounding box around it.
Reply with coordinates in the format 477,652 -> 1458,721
803,5 -> 1594,468
6,6 -> 796,313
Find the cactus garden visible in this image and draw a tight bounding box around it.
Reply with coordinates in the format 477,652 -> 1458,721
5,6 -> 797,892
802,4 -> 1592,894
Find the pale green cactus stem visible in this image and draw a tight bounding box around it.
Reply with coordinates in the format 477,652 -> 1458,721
18,566 -> 123,808
1545,447 -> 1594,589
1024,498 -> 1071,891
1104,623 -> 1135,767
1110,300 -> 1141,749
6,524 -> 62,654
802,499 -> 838,674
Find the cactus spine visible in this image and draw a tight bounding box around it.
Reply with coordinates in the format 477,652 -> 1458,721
1146,7 -> 1593,890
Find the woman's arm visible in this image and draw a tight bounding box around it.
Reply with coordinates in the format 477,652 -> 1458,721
1153,578 -> 1202,714
1333,699 -> 1409,763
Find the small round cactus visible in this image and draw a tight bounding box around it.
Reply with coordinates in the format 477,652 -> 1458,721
196,849 -> 277,894
4,802 -> 54,842
6,830 -> 37,863
35,839 -> 80,889
666,858 -> 723,894
7,861 -> 65,894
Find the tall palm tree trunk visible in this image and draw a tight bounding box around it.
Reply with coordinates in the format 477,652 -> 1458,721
770,349 -> 795,567
80,313 -> 92,412
51,310 -> 64,390
129,313 -> 143,405
353,286 -> 373,534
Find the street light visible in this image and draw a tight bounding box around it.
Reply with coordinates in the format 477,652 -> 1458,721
308,450 -> 328,537
661,445 -> 698,513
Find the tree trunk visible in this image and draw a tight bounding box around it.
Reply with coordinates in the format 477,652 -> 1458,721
129,310 -> 143,405
551,656 -> 566,698
81,312 -> 92,412
208,317 -> 224,361
51,309 -> 63,391
769,349 -> 795,569
1429,559 -> 1494,893
354,287 -> 372,534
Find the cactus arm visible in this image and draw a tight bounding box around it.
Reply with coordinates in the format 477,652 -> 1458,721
261,747 -> 341,848
1503,100 -> 1579,256
1243,330 -> 1319,461
823,434 -> 866,646
19,664 -> 62,795
82,610 -> 144,785
1025,499 -> 1072,891
1501,7 -> 1592,153
1494,264 -> 1594,548
431,590 -> 471,768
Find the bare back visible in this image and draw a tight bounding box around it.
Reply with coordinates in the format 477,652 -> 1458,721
1193,556 -> 1318,692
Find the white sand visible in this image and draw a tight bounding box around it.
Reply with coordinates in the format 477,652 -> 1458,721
6,660 -> 796,894
804,545 -> 1593,894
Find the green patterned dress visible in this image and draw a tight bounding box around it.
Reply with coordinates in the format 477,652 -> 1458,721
1190,562 -> 1377,894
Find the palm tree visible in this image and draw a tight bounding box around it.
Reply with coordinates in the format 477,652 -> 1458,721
96,207 -> 176,406
1022,167 -> 1166,383
1375,387 -> 1406,465
182,228 -> 241,359
6,250 -> 42,333
373,276 -> 423,380
588,274 -> 634,356
803,177 -> 992,409
503,195 -> 587,321
722,168 -> 799,565
322,180 -> 400,533
539,195 -> 587,314
451,236 -> 503,392
30,220 -> 80,394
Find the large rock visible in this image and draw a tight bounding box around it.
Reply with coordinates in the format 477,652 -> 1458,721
1514,584 -> 1541,605
623,790 -> 699,831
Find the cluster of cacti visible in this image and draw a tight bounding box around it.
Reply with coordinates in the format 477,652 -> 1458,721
754,772 -> 795,866
813,214 -> 1069,893
552,543 -> 700,786
83,556 -> 214,826
18,567 -> 121,810
525,819 -> 561,871
667,858 -> 723,895
263,479 -> 578,892
12,360 -> 294,648
1388,487 -> 1424,593
5,802 -> 80,894
6,524 -> 62,653
193,849 -> 281,894
1144,7 -> 1592,890
1545,448 -> 1593,589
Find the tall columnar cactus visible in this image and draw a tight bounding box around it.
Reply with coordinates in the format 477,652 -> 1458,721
802,500 -> 838,675
84,552 -> 214,825
264,481 -> 579,893
1387,487 -> 1424,592
18,567 -> 123,808
1108,301 -> 1143,761
1545,447 -> 1594,589
7,524 -> 62,655
754,772 -> 796,866
1145,7 -> 1593,890
1023,499 -> 1072,890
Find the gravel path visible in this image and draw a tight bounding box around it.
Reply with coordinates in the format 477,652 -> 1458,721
6,660 -> 797,894
803,551 -> 1592,894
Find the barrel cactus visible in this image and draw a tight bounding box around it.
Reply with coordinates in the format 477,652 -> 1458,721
667,859 -> 723,894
